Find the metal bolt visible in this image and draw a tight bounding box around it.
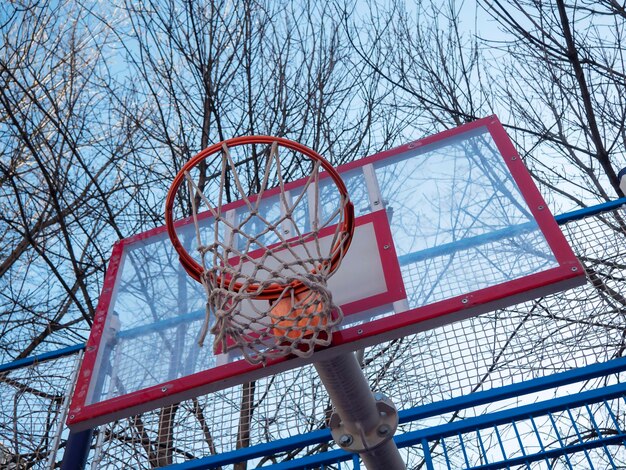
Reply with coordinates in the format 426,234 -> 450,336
338,434 -> 353,447
511,156 -> 517,161
377,424 -> 391,437
69,415 -> 75,419
461,298 -> 469,304
374,200 -> 380,205
538,205 -> 545,210
357,329 -> 363,335
571,266 -> 578,271
383,244 -> 390,249
161,387 -> 168,392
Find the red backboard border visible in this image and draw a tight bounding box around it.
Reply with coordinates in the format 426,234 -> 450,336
67,116 -> 585,430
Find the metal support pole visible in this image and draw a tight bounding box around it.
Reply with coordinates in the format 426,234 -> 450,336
60,429 -> 93,470
314,353 -> 405,469
63,316 -> 120,469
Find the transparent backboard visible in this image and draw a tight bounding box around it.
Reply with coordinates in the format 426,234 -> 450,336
68,116 -> 585,430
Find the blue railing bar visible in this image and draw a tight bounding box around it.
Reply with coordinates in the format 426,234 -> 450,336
585,403 -> 618,469
492,425 -> 507,465
160,428 -> 334,470
0,343 -> 85,374
475,428 -> 490,466
394,384 -> 626,445
547,412 -> 574,469
467,433 -> 626,470
554,197 -> 626,224
398,197 -> 626,266
82,200 -> 626,341
398,355 -> 626,425
259,447 -> 351,470
510,421 -> 527,461
565,407 -> 596,468
421,438 -> 435,470
603,399 -> 623,433
459,432 -> 472,468
528,416 -> 551,468
441,437 -> 452,470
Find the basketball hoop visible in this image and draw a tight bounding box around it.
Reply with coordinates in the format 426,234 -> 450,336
165,136 -> 354,363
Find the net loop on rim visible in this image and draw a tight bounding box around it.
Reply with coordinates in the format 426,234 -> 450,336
165,136 -> 354,364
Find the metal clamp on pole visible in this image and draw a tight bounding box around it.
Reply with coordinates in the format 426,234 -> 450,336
329,392 -> 398,452
315,353 -> 405,469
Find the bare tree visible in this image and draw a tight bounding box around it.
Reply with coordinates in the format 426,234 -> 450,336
0,1 -> 154,466
0,1 -> 139,357
350,0 -> 626,208
77,0 -> 402,466
480,0 -> 626,205
4,0 -> 626,468
347,0 -> 626,466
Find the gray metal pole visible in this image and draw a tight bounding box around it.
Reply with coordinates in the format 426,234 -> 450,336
314,353 -> 405,469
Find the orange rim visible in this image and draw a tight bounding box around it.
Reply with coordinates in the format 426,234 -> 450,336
165,136 -> 355,300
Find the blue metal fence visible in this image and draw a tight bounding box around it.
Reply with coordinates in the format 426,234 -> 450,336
161,356 -> 626,469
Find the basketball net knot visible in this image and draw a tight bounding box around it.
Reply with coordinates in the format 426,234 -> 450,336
201,269 -> 343,364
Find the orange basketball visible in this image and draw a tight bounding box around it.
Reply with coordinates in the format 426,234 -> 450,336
271,291 -> 326,340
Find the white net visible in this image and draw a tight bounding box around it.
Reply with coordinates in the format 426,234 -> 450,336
180,140 -> 353,364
